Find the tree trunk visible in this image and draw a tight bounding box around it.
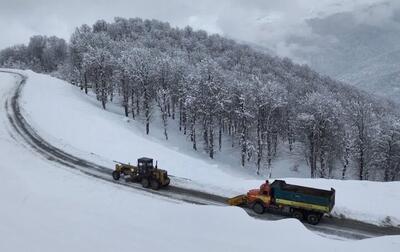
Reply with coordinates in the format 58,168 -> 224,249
309,132 -> 315,178
342,147 -> 349,179
209,124 -> 214,159
84,72 -> 88,94
288,120 -> 294,152
384,140 -> 393,182
131,90 -> 135,119
272,132 -> 278,157
163,92 -> 168,116
163,117 -> 168,140
124,105 -> 128,117
136,92 -> 140,116
267,132 -> 272,178
228,118 -> 232,135
203,119 -> 209,153
172,99 -> 176,120
320,151 -> 326,178
231,129 -> 235,148
101,80 -> 106,110
191,115 -> 197,151
158,91 -> 169,140
256,118 -> 262,175
359,147 -> 365,180
179,100 -> 183,131
218,118 -> 222,152
183,109 -> 187,135
241,128 -> 246,167
144,86 -> 150,135
122,79 -> 128,117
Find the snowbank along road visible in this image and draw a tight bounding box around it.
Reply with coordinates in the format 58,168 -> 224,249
1,70 -> 400,240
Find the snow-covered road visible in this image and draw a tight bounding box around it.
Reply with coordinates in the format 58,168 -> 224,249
1,70 -> 400,251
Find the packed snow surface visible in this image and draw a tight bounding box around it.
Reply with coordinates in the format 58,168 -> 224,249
1,71 -> 400,251
7,70 -> 400,227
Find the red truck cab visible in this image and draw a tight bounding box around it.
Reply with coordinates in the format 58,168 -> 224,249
247,180 -> 272,213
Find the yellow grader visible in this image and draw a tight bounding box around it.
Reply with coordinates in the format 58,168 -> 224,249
112,157 -> 170,190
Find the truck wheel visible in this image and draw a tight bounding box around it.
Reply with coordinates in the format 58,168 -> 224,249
292,211 -> 304,221
112,171 -> 120,181
150,180 -> 160,190
307,213 -> 321,225
141,178 -> 150,188
252,202 -> 265,214
130,176 -> 139,183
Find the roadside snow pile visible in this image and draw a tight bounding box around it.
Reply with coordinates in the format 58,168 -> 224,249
17,70 -> 400,227
3,71 -> 400,251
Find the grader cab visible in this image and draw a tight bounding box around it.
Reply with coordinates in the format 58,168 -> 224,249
112,157 -> 170,190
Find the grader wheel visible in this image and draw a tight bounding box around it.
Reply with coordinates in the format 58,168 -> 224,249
150,180 -> 160,190
141,178 -> 150,188
112,171 -> 120,181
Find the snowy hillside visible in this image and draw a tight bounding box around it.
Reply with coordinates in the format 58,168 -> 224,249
2,70 -> 400,252
2,71 -> 400,251
10,70 -> 399,227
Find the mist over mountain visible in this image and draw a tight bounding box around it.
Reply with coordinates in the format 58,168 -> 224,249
283,1 -> 400,103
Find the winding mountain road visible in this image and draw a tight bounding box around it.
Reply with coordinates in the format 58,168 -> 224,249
1,70 -> 399,240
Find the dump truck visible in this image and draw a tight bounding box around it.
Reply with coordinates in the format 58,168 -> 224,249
228,180 -> 335,225
112,157 -> 170,190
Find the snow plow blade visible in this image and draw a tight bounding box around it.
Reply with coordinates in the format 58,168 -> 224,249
228,195 -> 248,206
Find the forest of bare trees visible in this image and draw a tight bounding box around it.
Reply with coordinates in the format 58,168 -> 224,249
1,17 -> 399,181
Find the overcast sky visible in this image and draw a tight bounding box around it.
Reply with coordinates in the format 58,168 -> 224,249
0,0 -> 394,55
